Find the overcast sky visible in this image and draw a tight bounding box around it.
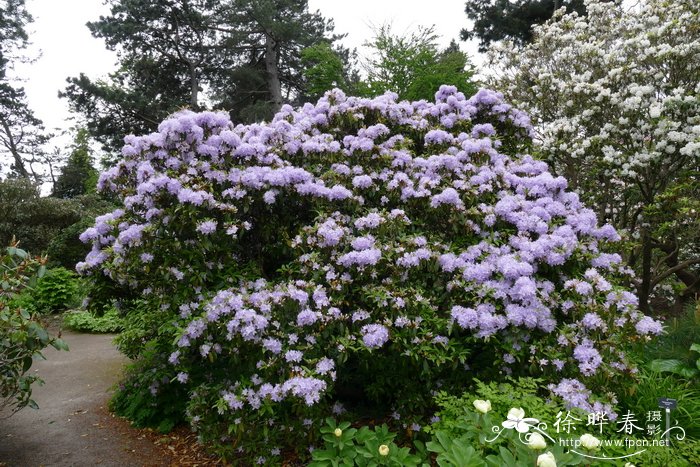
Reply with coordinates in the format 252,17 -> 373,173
14,0 -> 481,135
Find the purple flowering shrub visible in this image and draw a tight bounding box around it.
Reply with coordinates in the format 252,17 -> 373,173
78,86 -> 661,461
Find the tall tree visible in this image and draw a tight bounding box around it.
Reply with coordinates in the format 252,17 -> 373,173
362,26 -> 477,102
300,42 -> 356,102
62,0 -> 341,153
0,0 -> 50,180
494,0 -> 700,312
461,0 -> 587,52
211,0 -> 341,120
52,129 -> 97,199
61,0 -> 227,153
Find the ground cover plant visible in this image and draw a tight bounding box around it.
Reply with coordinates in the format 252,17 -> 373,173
62,307 -> 124,333
78,86 -> 663,463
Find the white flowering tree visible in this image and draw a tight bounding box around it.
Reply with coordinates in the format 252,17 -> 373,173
493,0 -> 700,312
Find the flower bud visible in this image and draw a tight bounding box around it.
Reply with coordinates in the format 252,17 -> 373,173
378,444 -> 390,456
528,432 -> 547,450
473,399 -> 492,414
580,433 -> 601,450
537,451 -> 557,467
507,407 -> 525,420
334,428 -> 342,437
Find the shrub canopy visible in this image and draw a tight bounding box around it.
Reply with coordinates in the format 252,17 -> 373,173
78,86 -> 661,461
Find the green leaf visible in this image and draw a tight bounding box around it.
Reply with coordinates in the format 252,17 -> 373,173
51,338 -> 69,351
650,358 -> 685,373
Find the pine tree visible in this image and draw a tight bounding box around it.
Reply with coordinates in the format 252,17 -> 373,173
52,129 -> 97,199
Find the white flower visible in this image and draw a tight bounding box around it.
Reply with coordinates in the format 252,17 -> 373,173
473,399 -> 492,414
334,428 -> 342,437
502,407 -> 540,433
528,432 -> 547,450
537,451 -> 557,467
624,463 -> 636,467
579,433 -> 601,450
378,444 -> 390,456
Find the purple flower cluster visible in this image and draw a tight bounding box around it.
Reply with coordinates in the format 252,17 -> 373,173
77,85 -> 661,438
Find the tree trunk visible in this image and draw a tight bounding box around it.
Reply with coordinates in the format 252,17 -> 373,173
638,227 -> 652,313
0,116 -> 29,178
189,62 -> 199,109
656,239 -> 700,307
265,34 -> 283,114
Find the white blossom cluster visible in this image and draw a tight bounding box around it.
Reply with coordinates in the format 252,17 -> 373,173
492,0 -> 700,232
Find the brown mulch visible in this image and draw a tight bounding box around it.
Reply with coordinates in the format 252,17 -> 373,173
93,407 -> 227,467
94,403 -> 227,466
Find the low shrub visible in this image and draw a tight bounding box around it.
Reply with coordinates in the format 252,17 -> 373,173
429,377 -> 564,438
32,267 -> 81,314
109,347 -> 186,433
0,179 -> 82,256
46,193 -> 117,270
62,308 -> 124,333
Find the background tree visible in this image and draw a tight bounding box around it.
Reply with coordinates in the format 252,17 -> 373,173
461,0 -> 586,52
0,179 -> 81,255
0,0 -> 50,180
493,0 -> 700,312
61,0 -> 226,153
362,25 -> 477,102
300,42 -> 348,102
210,0 -> 342,120
52,129 -> 98,199
62,0 -> 342,152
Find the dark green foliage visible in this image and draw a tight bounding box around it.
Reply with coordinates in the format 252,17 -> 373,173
109,348 -> 186,433
0,0 -> 51,180
31,267 -> 81,314
62,0 -> 344,152
0,241 -> 68,414
461,0 -> 587,52
46,194 -> 116,269
52,129 -> 98,199
362,26 -> 477,102
621,303 -> 700,439
0,178 -> 82,255
0,179 -> 112,266
62,308 -> 124,333
617,369 -> 700,439
61,0 -> 221,152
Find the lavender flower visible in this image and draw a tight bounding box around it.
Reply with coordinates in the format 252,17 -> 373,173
361,324 -> 389,349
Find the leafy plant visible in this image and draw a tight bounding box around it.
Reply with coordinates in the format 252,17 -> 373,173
617,369 -> 700,439
426,431 -> 486,467
430,378 -> 564,438
62,308 -> 124,333
650,343 -> 700,379
31,267 -> 81,313
109,347 -> 185,433
0,241 -> 68,415
310,418 -> 423,467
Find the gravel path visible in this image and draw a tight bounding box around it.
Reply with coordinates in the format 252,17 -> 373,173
0,330 -> 167,466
